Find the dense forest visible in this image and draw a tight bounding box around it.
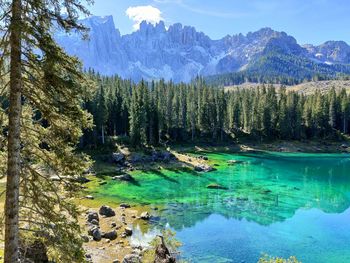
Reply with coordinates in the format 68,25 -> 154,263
83,73 -> 350,147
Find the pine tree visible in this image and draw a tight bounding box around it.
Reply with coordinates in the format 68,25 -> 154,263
0,1 -> 93,262
95,85 -> 108,144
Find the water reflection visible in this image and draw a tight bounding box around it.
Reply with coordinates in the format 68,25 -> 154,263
98,152 -> 350,262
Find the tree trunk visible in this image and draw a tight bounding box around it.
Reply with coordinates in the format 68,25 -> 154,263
5,0 -> 22,262
101,125 -> 105,144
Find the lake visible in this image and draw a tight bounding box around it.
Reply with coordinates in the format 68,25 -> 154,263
93,152 -> 350,263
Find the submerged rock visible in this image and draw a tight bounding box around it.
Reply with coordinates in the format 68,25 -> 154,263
99,205 -> 116,217
236,197 -> 248,201
227,160 -> 244,165
206,183 -> 228,190
112,173 -> 133,181
194,164 -> 214,172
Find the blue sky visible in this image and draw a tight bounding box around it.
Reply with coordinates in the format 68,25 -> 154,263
88,0 -> 350,45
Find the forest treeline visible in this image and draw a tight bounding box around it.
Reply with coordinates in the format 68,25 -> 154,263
83,73 -> 350,147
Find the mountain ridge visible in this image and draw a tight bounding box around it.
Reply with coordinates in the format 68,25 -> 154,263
55,15 -> 350,83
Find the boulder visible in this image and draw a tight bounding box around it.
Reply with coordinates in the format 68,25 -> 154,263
99,205 -> 116,217
124,227 -> 133,236
92,228 -> 102,241
112,173 -> 133,182
90,219 -> 99,226
194,164 -> 214,172
102,230 -> 117,240
88,226 -> 102,241
112,152 -> 125,163
88,226 -> 97,236
87,212 -> 99,223
122,254 -> 141,263
140,211 -> 150,220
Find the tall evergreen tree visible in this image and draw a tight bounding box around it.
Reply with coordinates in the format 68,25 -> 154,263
0,1 -> 93,262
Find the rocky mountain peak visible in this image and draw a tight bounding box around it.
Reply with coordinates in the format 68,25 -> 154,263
56,15 -> 350,82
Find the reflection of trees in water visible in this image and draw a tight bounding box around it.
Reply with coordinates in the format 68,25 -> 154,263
157,178 -> 350,230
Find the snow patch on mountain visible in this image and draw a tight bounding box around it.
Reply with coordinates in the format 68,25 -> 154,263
55,16 -> 350,82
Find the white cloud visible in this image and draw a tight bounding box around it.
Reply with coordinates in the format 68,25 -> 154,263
126,5 -> 163,31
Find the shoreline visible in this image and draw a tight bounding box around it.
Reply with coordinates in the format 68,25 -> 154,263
79,139 -> 350,262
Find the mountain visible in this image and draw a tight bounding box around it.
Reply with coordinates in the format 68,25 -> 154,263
55,15 -> 350,83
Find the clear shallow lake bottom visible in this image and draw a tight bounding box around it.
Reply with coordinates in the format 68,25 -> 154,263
93,152 -> 350,263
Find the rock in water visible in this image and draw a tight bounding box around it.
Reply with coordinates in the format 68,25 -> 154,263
227,160 -> 243,165
122,254 -> 141,263
154,235 -> 176,263
99,205 -> 116,217
206,183 -> 228,190
194,164 -> 214,172
112,173 -> 133,181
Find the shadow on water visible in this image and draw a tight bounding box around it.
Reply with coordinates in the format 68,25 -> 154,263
142,169 -> 180,184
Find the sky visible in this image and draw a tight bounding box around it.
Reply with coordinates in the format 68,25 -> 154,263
87,0 -> 350,45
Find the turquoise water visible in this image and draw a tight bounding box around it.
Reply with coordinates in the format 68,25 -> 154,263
93,152 -> 350,262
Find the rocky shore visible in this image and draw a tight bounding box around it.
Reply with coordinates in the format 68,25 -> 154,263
81,204 -> 152,263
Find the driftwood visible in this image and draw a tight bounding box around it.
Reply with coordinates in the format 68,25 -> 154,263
154,235 -> 176,263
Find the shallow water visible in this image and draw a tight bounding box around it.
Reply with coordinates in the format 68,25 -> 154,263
93,152 -> 350,263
